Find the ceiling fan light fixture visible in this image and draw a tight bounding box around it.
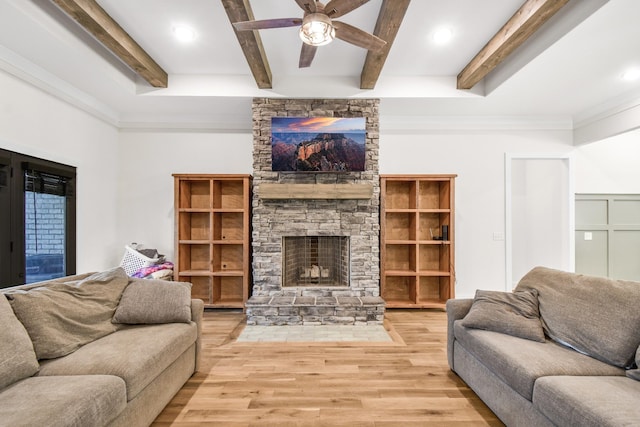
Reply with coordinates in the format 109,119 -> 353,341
299,13 -> 335,46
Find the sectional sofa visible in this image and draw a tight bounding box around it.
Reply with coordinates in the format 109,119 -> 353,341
0,267 -> 203,427
447,266 -> 640,426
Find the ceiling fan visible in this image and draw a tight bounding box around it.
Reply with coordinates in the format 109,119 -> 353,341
232,0 -> 387,68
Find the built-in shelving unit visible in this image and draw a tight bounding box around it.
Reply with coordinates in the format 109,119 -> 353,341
380,175 -> 456,308
173,174 -> 251,308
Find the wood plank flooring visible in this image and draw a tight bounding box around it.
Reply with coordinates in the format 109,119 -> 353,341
152,309 -> 504,426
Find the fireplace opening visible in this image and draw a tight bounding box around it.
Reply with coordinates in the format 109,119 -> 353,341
283,236 -> 349,287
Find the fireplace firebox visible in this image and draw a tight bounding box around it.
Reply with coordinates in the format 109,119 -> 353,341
283,236 -> 349,287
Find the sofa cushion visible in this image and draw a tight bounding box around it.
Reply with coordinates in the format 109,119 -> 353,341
516,266 -> 640,368
0,295 -> 39,390
5,267 -> 129,360
112,279 -> 192,324
0,375 -> 126,427
38,322 -> 197,400
460,289 -> 545,342
533,376 -> 640,427
453,321 -> 624,401
627,346 -> 640,381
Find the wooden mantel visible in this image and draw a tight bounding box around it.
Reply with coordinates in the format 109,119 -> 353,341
259,183 -> 374,200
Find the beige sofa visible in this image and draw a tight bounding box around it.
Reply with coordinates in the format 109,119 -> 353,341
0,267 -> 204,427
447,267 -> 640,426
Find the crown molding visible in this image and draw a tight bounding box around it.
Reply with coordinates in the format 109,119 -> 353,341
0,45 -> 119,127
381,115 -> 573,133
117,121 -> 251,133
573,89 -> 640,145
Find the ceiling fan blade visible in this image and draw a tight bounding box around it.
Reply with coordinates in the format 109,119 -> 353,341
333,21 -> 386,51
324,0 -> 369,18
233,18 -> 302,31
299,43 -> 318,68
294,0 -> 318,13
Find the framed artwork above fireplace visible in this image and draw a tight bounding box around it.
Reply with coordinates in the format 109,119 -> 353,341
271,117 -> 366,172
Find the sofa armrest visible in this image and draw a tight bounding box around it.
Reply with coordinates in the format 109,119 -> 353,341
190,299 -> 205,372
446,298 -> 474,371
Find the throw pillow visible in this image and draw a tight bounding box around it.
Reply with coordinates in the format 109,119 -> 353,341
460,289 -> 545,342
627,346 -> 640,381
516,266 -> 640,368
0,294 -> 39,389
112,279 -> 192,324
6,267 -> 129,360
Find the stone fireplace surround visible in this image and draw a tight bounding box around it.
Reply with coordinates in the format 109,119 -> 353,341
246,98 -> 385,325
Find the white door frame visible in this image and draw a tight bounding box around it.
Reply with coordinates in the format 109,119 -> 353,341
505,153 -> 575,291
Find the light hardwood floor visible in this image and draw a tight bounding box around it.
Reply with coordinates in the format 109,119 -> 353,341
152,309 -> 504,426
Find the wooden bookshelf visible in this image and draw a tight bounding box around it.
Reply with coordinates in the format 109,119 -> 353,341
380,175 -> 456,308
173,174 -> 251,308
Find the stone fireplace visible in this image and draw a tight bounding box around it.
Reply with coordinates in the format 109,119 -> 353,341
246,98 -> 385,325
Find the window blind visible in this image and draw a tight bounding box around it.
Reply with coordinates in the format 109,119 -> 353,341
24,170 -> 73,197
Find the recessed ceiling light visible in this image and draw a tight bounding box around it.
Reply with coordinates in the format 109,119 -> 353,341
172,25 -> 197,43
621,67 -> 640,81
432,27 -> 453,45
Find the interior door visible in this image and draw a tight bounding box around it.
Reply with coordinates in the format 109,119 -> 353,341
506,155 -> 574,290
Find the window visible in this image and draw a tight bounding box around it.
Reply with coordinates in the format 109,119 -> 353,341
0,149 -> 76,288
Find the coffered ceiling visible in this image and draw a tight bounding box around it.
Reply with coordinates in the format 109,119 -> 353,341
1,0 -> 639,138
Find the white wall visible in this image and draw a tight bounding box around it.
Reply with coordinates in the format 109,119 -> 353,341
115,131 -> 253,263
0,71 -> 120,273
379,129 -> 574,298
574,128 -> 640,193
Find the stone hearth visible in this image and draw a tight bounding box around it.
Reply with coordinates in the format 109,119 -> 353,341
246,296 -> 385,326
246,98 -> 384,326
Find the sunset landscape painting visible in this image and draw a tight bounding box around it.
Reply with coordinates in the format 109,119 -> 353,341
271,117 -> 366,172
